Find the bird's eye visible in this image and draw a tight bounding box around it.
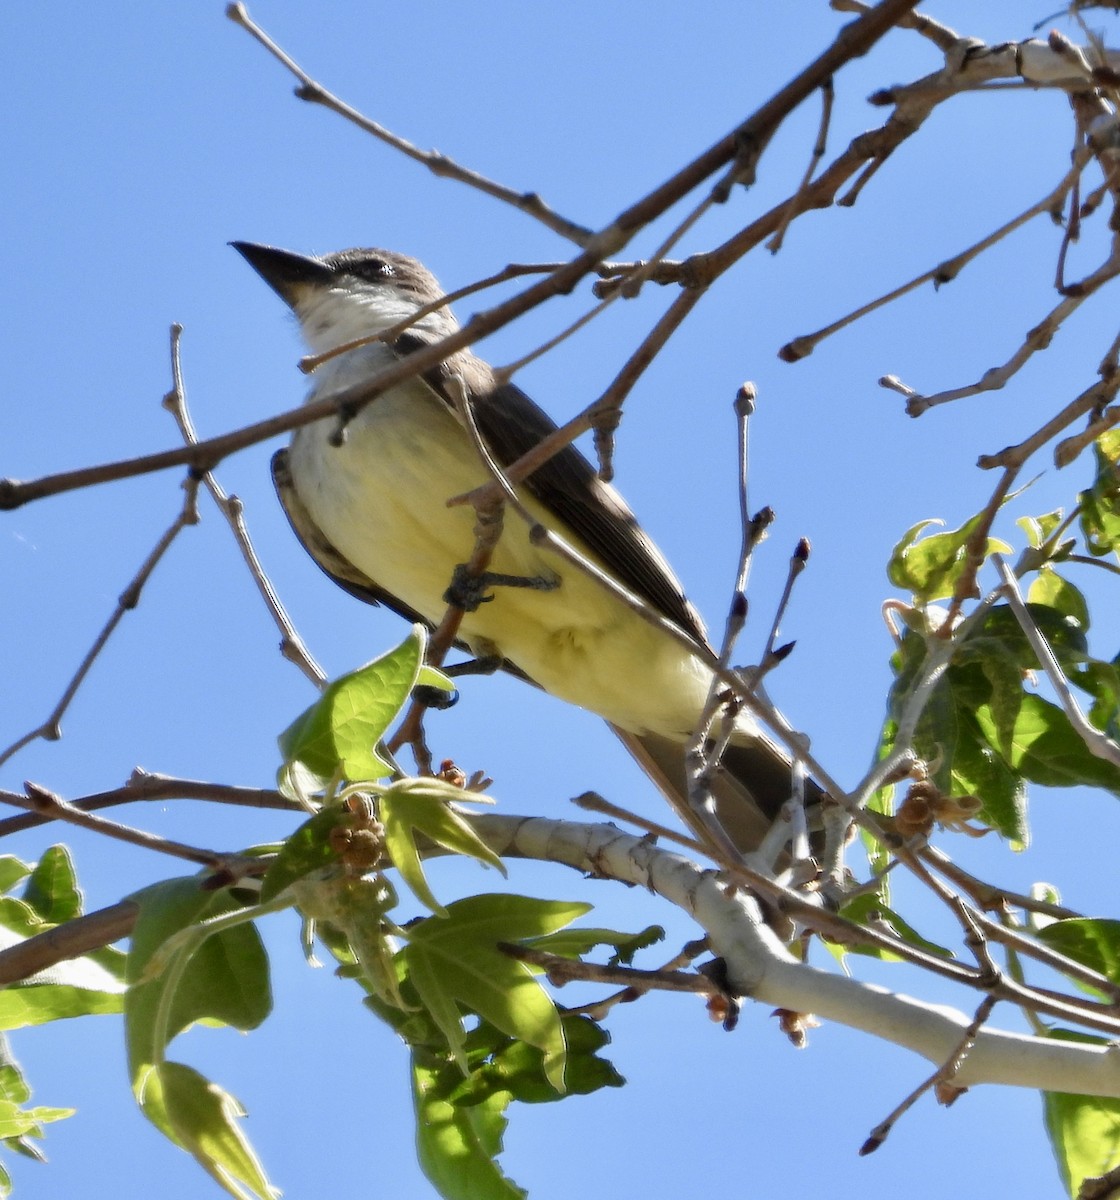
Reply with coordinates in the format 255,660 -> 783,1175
351,259 -> 394,283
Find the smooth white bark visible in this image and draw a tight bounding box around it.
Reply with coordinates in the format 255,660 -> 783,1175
474,814 -> 1120,1098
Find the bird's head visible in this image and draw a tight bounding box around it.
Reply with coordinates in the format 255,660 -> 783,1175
232,242 -> 457,355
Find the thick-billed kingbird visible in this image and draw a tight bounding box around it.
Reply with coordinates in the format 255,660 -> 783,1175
233,241 -> 822,857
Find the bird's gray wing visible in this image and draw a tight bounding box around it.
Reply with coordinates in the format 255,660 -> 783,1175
395,334 -> 710,648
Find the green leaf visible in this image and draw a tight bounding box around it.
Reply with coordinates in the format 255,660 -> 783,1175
0,1099 -> 72,1139
975,694 -> 1120,798
293,873 -> 404,1011
402,895 -> 590,1093
417,664 -> 456,694
947,723 -> 1027,844
21,846 -> 80,925
1028,570 -> 1090,631
277,627 -> 428,787
974,604 -> 1088,674
125,879 -> 271,1079
888,514 -> 1011,602
523,924 -> 664,967
0,980 -> 124,1031
143,1061 -> 278,1200
380,779 -> 504,916
1017,510 -> 1065,550
413,1054 -> 526,1200
837,893 -> 954,961
1037,919 -> 1120,999
886,632 -> 1026,839
0,860 -> 30,898
0,1036 -> 72,1176
1071,656 -> 1120,740
448,1014 -> 624,1107
259,803 -> 350,905
1079,431 -> 1120,558
0,850 -> 127,1030
955,639 -> 1023,756
1043,1029 -> 1120,1198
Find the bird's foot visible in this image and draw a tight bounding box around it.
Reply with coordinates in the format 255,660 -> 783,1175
443,563 -> 559,611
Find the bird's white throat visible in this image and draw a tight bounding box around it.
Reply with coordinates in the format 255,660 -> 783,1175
295,281 -> 458,357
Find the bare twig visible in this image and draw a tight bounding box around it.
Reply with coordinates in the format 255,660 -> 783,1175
500,942 -> 723,997
0,901 -> 139,987
860,995 -> 997,1155
767,76 -> 835,253
780,157 -> 1086,364
9,783 -> 233,869
0,770 -> 296,839
0,476 -> 201,770
162,325 -> 327,688
900,244 -> 1120,417
994,554 -> 1120,768
226,4 -> 592,247
920,844 -> 1082,920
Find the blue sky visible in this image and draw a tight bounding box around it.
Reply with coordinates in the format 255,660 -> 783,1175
5,4 -> 1120,1197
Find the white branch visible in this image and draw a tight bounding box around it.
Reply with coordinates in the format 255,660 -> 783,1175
474,814 -> 1120,1098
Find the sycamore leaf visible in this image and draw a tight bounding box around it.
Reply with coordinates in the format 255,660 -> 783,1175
0,1099 -> 72,1140
278,626 -> 429,787
0,859 -> 30,898
413,1054 -> 526,1200
380,779 -> 504,916
402,895 -> 590,1093
1071,656 -> 1120,740
0,980 -> 124,1032
139,1061 -> 278,1200
1079,431 -> 1120,558
1037,919 -> 1120,999
447,1014 -> 624,1107
1044,1029 -> 1120,1199
0,849 -> 126,1030
259,803 -> 350,905
20,847 -> 80,926
522,924 -> 664,967
1028,569 -> 1090,631
125,879 -> 271,1081
1017,509 -> 1065,551
975,694 -> 1120,798
888,515 -> 1011,602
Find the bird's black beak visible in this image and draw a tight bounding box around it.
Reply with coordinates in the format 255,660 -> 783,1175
230,242 -> 334,307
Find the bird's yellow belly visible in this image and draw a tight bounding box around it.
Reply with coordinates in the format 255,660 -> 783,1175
288,386 -> 711,737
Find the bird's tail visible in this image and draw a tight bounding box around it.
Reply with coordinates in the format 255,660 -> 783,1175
612,726 -> 823,857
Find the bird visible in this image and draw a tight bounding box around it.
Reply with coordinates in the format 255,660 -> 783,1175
233,241 -> 821,857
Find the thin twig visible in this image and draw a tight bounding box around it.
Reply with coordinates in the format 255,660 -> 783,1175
767,76 -> 834,253
500,942 -> 722,997
162,325 -> 327,688
780,157 -> 1086,364
860,996 -> 997,1155
0,476 -> 201,770
226,4 -> 592,247
11,783 -> 233,868
899,247 -> 1120,416
920,844 -> 1082,920
2,0 -> 921,514
0,901 -> 139,987
0,771 -> 296,839
972,909 -> 1120,1001
994,554 -> 1120,768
